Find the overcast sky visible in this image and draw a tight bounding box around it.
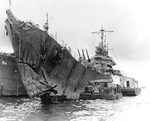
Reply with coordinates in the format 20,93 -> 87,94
0,0 -> 150,86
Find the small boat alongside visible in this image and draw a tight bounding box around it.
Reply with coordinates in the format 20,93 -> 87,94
121,88 -> 141,96
79,79 -> 122,100
120,76 -> 141,96
39,85 -> 67,104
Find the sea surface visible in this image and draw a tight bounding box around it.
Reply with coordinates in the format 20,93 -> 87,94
0,88 -> 149,121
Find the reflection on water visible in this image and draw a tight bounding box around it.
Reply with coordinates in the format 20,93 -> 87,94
0,97 -> 41,121
0,88 -> 149,121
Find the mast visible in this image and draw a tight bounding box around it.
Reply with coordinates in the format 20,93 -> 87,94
91,26 -> 114,47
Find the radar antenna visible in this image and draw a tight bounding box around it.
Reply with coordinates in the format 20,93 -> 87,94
91,26 -> 114,46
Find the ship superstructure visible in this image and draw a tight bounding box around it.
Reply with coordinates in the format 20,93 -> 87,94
79,27 -> 121,76
91,27 -> 121,76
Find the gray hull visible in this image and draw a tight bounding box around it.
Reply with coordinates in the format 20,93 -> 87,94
4,9 -> 110,99
0,53 -> 27,97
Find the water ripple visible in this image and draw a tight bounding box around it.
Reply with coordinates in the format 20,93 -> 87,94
0,88 -> 149,121
0,97 -> 41,121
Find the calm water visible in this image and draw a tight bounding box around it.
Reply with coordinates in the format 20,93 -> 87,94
0,88 -> 149,121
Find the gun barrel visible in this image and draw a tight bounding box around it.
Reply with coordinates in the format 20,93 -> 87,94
82,49 -> 86,60
86,49 -> 90,62
77,49 -> 81,58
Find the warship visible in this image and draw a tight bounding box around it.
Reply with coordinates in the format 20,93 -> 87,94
78,27 -> 123,100
0,52 -> 26,96
1,9 -> 111,101
0,8 -> 140,101
78,27 -> 140,99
